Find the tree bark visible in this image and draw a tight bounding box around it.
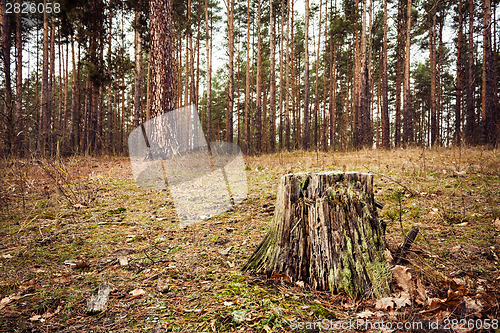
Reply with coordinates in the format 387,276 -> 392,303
303,0 -> 310,150
41,4 -> 50,155
134,10 -> 143,129
465,0 -> 474,144
269,0 -> 276,153
255,0 -> 262,153
402,0 -> 413,145
243,172 -> 391,299
15,1 -> 23,155
227,0 -> 235,143
395,0 -> 405,147
244,0 -> 251,154
150,0 -> 175,118
381,0 -> 389,149
482,0 -> 498,146
429,2 -> 437,146
455,0 -> 463,145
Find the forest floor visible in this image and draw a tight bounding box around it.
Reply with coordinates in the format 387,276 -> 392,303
0,147 -> 499,332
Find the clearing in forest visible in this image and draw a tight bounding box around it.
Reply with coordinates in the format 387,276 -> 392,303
0,148 -> 499,332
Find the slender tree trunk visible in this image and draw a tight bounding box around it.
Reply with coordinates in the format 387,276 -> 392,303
205,0 -> 212,143
244,0 -> 251,153
255,0 -> 262,153
436,17 -> 444,145
15,1 -> 23,155
455,2 -> 463,146
134,10 -> 143,129
402,0 -> 412,145
41,5 -> 50,155
429,2 -> 437,146
227,0 -> 235,143
381,0 -> 389,148
303,0 -> 310,150
322,0 -> 328,151
284,1 -> 291,151
395,0 -> 405,147
71,35 -> 79,152
107,9 -> 113,154
269,0 -> 276,153
482,0 -> 498,145
313,0 -> 322,150
278,0 -> 285,151
465,0 -> 475,144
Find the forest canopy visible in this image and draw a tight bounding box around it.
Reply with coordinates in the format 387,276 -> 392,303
0,0 -> 499,157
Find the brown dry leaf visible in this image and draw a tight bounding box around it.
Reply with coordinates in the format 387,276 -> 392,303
393,297 -> 412,309
271,273 -> 292,282
493,218 -> 500,231
413,277 -> 428,306
464,296 -> 483,315
356,310 -> 375,318
0,295 -> 22,310
29,314 -> 44,322
375,297 -> 395,310
129,288 -> 146,297
74,260 -> 89,269
392,265 -> 412,294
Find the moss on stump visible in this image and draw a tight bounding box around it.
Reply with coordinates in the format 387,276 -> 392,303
243,172 -> 391,299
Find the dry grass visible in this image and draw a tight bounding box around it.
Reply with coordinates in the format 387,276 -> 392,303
0,147 -> 499,332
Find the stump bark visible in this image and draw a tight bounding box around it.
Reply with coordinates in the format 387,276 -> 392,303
243,172 -> 391,299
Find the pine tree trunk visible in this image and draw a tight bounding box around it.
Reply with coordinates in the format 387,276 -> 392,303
227,0 -> 235,143
303,0 -> 310,150
482,0 -> 498,146
269,0 -> 276,153
429,4 -> 437,146
255,0 -> 262,154
134,10 -> 143,129
243,172 -> 391,299
15,2 -> 23,155
455,1 -> 463,145
381,0 -> 389,149
402,0 -> 412,145
394,0 -> 405,147
284,2 -> 291,151
41,6 -> 50,155
150,0 -> 175,119
465,0 -> 475,144
244,0 -> 251,154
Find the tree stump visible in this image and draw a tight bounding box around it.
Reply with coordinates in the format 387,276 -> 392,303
243,172 -> 391,299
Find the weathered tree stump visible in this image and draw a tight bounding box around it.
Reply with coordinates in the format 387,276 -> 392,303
243,172 -> 391,299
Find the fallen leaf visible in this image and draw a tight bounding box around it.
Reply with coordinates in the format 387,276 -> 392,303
29,314 -> 44,322
118,256 -> 128,266
493,218 -> 500,231
74,260 -> 89,269
296,280 -> 305,288
223,301 -> 233,306
392,296 -> 412,309
414,277 -> 428,306
464,296 -> 483,314
219,246 -> 233,256
375,297 -> 394,310
129,288 -> 146,297
392,265 -> 412,294
2,254 -> 13,259
356,310 -> 375,318
271,273 -> 292,282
